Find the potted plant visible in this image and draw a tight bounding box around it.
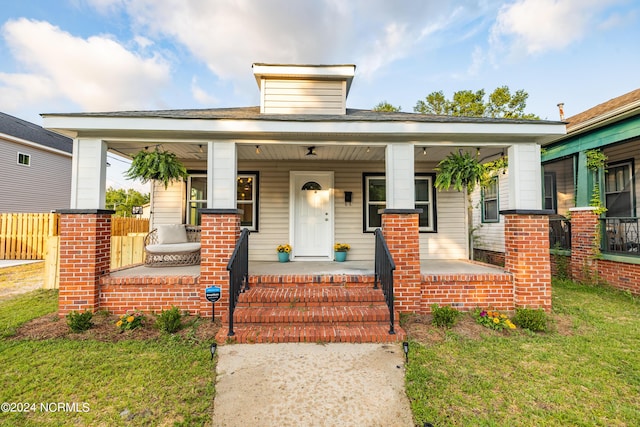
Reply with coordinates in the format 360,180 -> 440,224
125,146 -> 189,189
334,243 -> 350,262
276,244 -> 291,262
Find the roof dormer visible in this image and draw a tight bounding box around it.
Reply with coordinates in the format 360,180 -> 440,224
252,63 -> 356,115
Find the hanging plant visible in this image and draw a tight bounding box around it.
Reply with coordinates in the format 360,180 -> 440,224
434,149 -> 485,194
585,149 -> 608,216
125,146 -> 188,189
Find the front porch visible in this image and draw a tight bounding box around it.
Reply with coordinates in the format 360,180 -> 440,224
101,259 -> 511,343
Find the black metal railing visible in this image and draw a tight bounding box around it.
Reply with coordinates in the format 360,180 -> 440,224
226,228 -> 250,337
374,228 -> 396,335
600,217 -> 640,256
549,215 -> 571,250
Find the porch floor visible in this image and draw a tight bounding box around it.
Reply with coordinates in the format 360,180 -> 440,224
108,259 -> 506,278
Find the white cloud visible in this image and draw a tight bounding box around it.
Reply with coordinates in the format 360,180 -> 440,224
490,0 -> 624,56
191,77 -> 218,106
0,18 -> 170,112
101,0 -> 495,82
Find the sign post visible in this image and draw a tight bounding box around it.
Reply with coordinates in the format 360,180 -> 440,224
205,286 -> 221,322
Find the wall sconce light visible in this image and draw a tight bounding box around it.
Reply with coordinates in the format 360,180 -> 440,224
344,191 -> 352,206
402,341 -> 409,363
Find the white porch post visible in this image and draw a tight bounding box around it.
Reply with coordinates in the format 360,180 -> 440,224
207,141 -> 237,209
507,143 -> 543,210
385,143 -> 415,209
70,138 -> 108,209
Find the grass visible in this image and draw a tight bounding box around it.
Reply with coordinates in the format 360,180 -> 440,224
0,289 -> 58,338
405,279 -> 640,426
0,290 -> 216,426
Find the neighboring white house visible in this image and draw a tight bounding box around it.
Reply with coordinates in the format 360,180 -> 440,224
0,112 -> 73,213
43,63 -> 565,262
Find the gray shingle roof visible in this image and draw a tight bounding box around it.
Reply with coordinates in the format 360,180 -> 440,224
0,112 -> 72,153
42,107 -> 561,125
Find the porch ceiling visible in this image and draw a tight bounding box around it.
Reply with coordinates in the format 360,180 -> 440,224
107,141 -> 508,163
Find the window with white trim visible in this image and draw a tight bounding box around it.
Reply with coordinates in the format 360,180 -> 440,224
187,172 -> 259,230
363,173 -> 436,232
482,176 -> 499,223
17,152 -> 30,166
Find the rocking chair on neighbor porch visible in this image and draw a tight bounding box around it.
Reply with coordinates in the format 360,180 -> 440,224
143,224 -> 201,267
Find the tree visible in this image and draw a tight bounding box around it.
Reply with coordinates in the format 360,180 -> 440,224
106,187 -> 150,217
414,86 -> 539,119
372,101 -> 401,112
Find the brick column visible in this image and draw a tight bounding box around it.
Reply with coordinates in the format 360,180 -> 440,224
569,207 -> 600,281
199,209 -> 241,320
57,210 -> 113,316
502,210 -> 552,311
381,210 -> 421,313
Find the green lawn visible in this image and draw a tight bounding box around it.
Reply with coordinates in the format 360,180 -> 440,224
405,279 -> 640,426
0,291 -> 216,426
2,280 -> 639,426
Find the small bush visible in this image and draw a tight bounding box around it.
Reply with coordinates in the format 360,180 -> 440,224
431,304 -> 461,328
513,307 -> 548,332
156,306 -> 183,334
66,310 -> 93,333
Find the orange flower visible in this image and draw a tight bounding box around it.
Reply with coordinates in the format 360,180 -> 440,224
127,316 -> 135,323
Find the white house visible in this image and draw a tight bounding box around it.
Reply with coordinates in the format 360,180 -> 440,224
43,64 -> 566,342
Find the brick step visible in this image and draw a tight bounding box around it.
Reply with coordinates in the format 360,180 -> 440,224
215,324 -> 406,344
238,287 -> 385,307
232,305 -> 392,325
248,274 -> 375,288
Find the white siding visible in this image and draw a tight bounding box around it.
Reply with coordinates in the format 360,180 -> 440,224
0,138 -> 71,212
262,79 -> 346,115
238,160 -> 467,261
471,172 -> 509,253
150,180 -> 185,228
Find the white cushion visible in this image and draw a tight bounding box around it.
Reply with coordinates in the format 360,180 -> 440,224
156,224 -> 188,244
146,242 -> 201,254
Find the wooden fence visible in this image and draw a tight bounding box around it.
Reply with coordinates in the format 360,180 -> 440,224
0,213 -> 59,260
111,217 -> 150,236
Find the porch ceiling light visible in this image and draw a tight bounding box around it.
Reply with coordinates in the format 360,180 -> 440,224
306,146 -> 317,156
422,147 -> 427,156
255,145 -> 261,154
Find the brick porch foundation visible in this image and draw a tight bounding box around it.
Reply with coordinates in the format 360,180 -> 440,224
381,210 -> 421,312
199,209 -> 242,320
57,210 -> 113,316
502,211 -> 552,311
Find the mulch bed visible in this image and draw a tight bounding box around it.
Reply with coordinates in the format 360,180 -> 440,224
12,311 -> 220,343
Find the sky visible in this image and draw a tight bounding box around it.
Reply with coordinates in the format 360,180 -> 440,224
1,0 -> 639,191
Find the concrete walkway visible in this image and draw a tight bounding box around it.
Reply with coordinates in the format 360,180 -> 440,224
213,342 -> 414,427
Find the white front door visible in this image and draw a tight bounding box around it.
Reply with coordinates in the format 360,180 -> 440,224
290,171 -> 334,260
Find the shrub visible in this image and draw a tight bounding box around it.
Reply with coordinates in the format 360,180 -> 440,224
513,307 -> 548,332
431,304 -> 461,328
116,310 -> 145,332
66,310 -> 93,333
473,308 -> 516,331
156,306 -> 183,334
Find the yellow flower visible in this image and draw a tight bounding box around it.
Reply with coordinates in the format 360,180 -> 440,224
493,317 -> 500,324
127,316 -> 135,323
500,314 -> 507,319
116,320 -> 122,327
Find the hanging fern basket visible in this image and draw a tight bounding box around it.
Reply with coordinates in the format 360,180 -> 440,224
125,147 -> 189,189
